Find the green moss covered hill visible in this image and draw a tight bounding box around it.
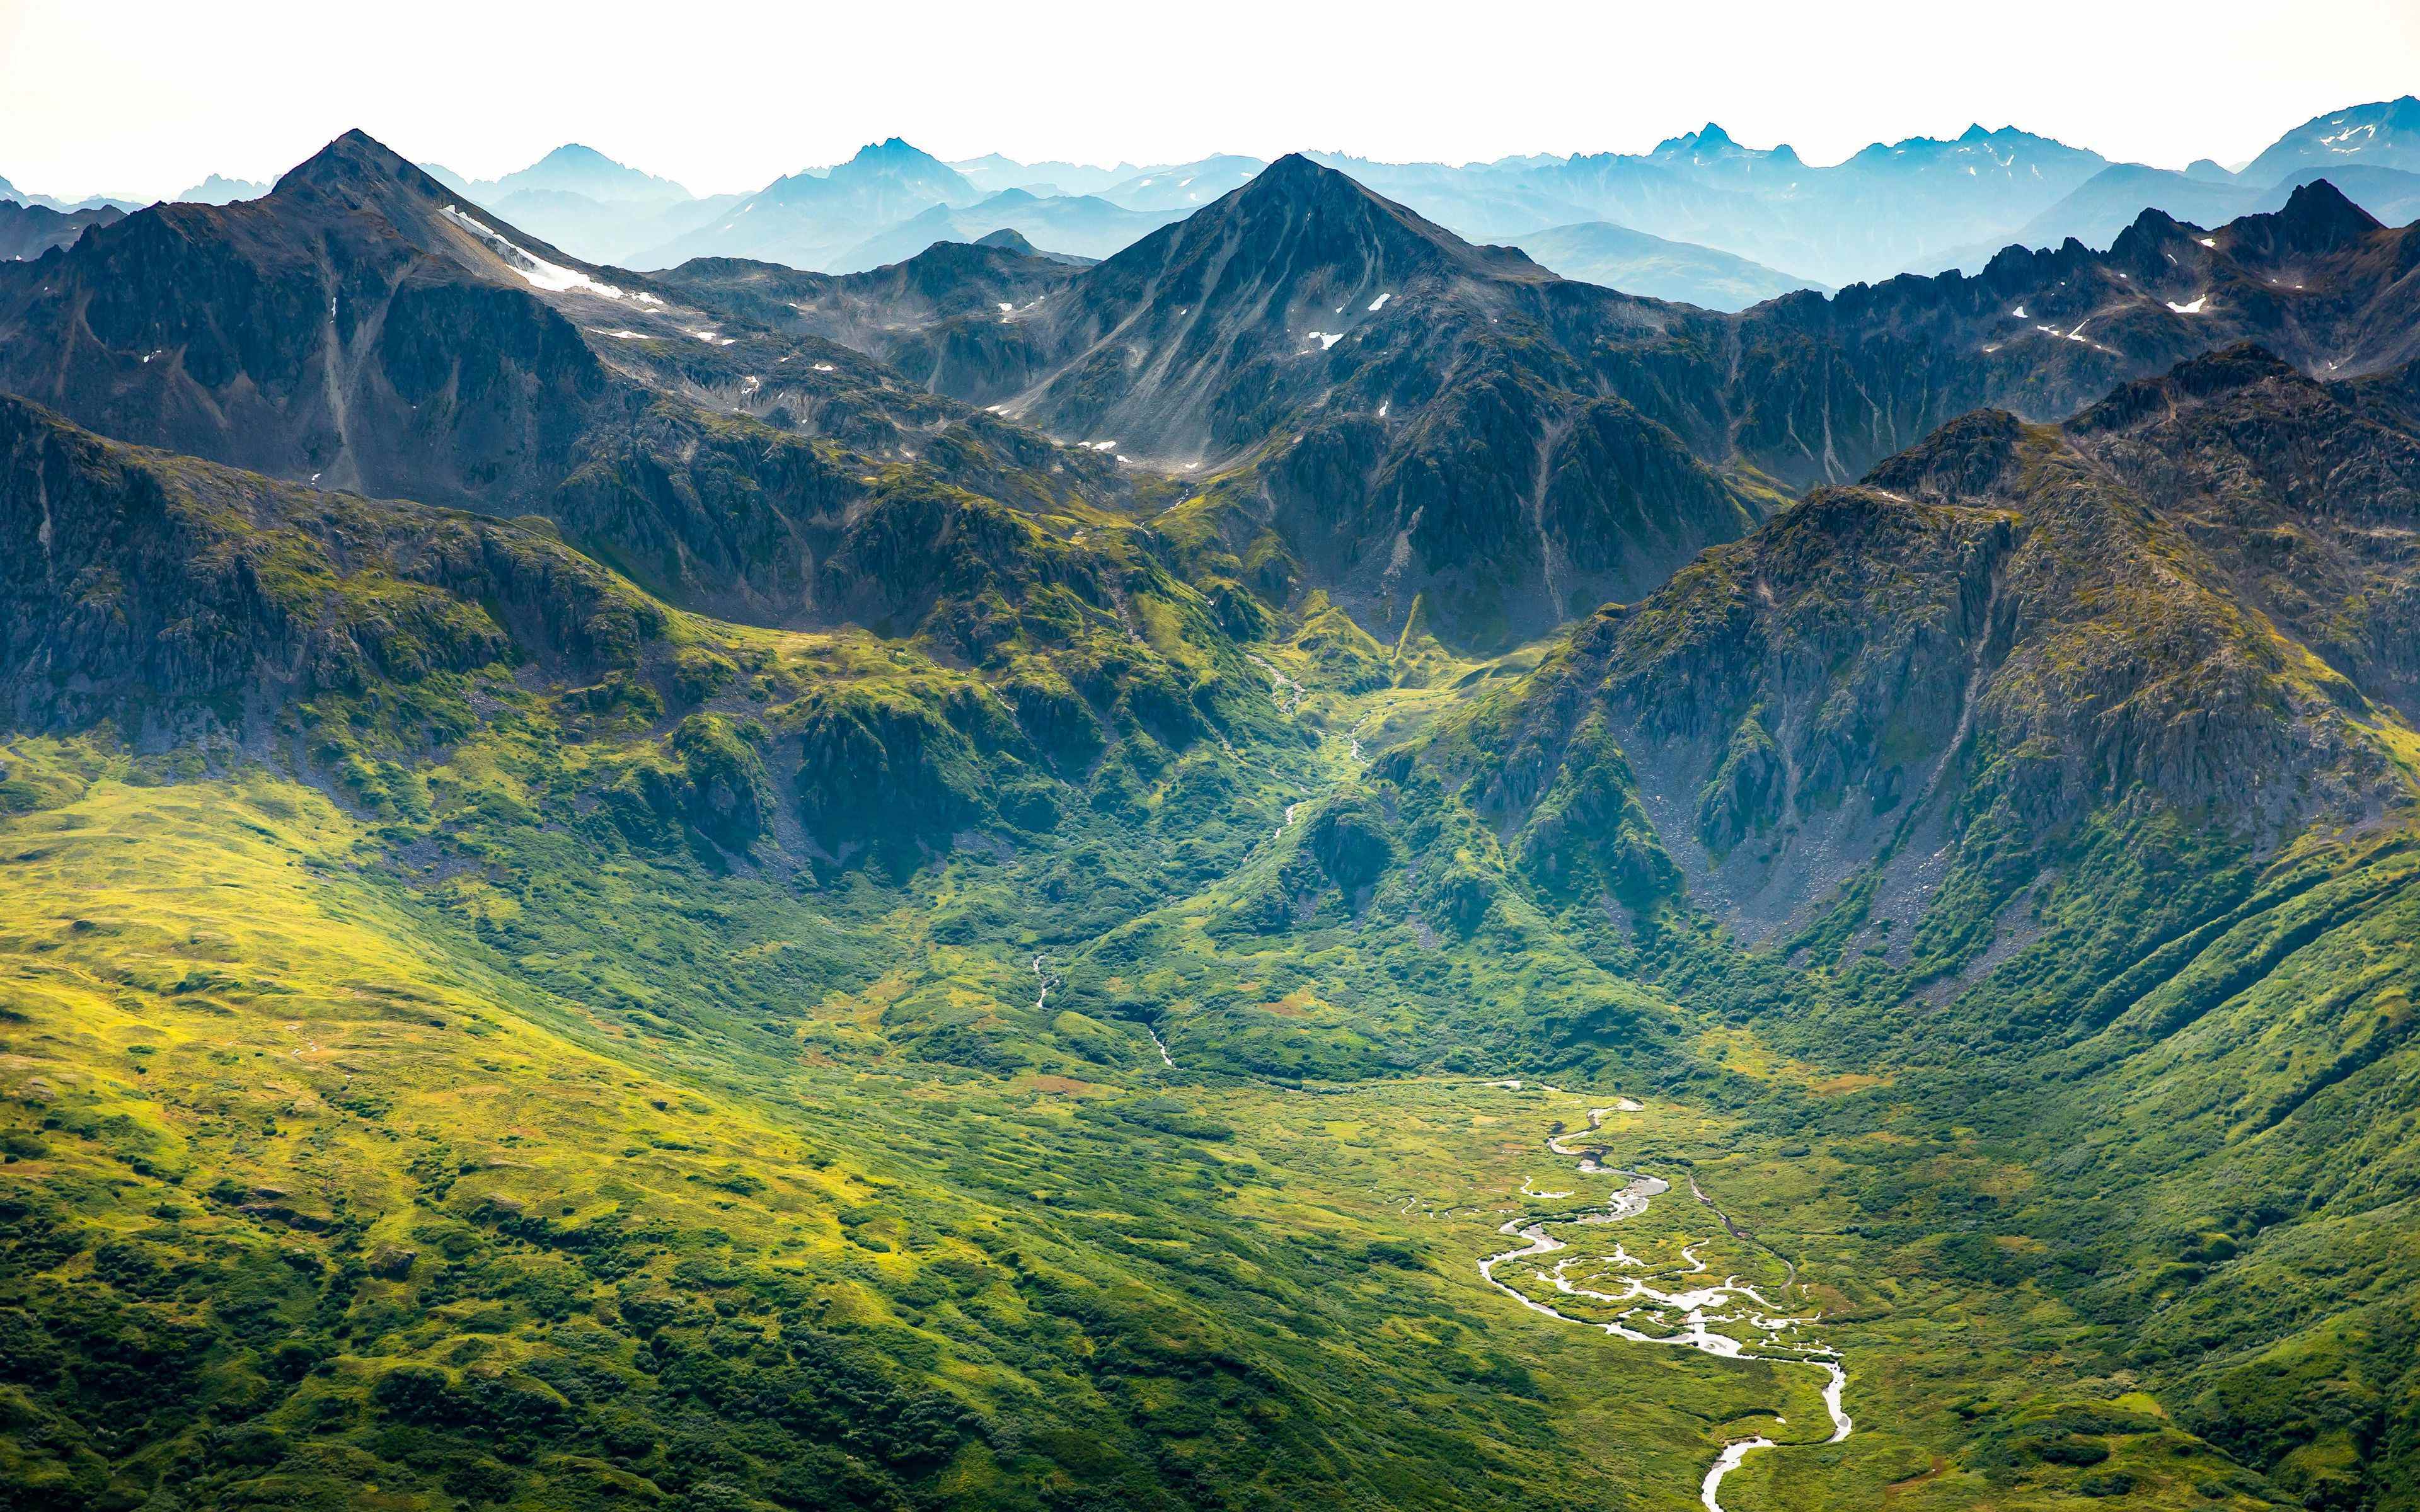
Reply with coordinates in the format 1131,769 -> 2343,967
2,132 -> 2419,1512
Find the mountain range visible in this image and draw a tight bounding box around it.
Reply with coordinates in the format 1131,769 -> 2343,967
14,96 -> 2420,306
4,114 -> 2420,1512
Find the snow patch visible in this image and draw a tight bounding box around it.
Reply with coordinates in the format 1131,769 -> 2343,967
1368,291 -> 1393,311
2167,295 -> 2209,314
1305,330 -> 1343,350
441,205 -> 625,299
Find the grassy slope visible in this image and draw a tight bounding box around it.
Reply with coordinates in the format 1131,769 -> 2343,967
6,392 -> 2420,1509
0,740 -> 1833,1512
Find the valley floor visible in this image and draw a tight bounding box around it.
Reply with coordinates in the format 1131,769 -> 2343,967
0,743 -> 2308,1510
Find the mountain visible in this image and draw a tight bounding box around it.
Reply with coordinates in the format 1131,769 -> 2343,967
950,151 -> 1143,196
487,142 -> 692,206
0,198 -> 120,260
1719,181 -> 2420,484
171,173 -> 269,204
1951,163 -> 2269,264
829,188 -> 1176,270
779,163 -> 2420,646
15,119 -> 2420,1512
974,226 -> 1093,264
1096,154 -> 1268,211
1496,122 -> 2111,287
410,144 -> 719,266
0,176 -> 139,215
2241,94 -> 2420,183
1373,343 -> 2420,1504
2269,161 -> 2420,225
637,138 -> 982,270
653,238 -> 1091,365
1920,158 -> 2420,271
0,129 -> 1150,627
879,154 -> 1778,645
1436,341 -> 2417,936
1509,220 -> 1826,309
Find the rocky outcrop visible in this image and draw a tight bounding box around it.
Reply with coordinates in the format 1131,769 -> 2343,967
1417,345 -> 2417,946
0,395 -> 655,733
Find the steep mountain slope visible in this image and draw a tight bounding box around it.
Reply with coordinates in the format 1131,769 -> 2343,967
1960,163 -> 2268,263
2242,94 -> 2420,183
1342,346 -> 2420,1504
0,392 -> 1782,1512
14,122 -> 2420,1512
0,130 -> 1153,627
923,154 -> 1769,646
652,240 -> 1090,376
792,163 -> 2420,648
1724,181 -> 2420,486
25,134 -> 2420,662
1426,343 -> 2418,941
1509,219 -> 1826,309
1918,159 -> 2420,273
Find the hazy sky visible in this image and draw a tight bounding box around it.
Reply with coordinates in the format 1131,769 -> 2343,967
5,0 -> 2417,200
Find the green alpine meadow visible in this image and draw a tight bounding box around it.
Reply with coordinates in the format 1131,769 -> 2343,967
5,40 -> 2420,1512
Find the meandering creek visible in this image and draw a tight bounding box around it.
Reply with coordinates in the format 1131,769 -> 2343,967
1477,1100 -> 1852,1510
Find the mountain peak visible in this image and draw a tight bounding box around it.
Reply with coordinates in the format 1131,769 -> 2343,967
274,129 -> 446,204
1233,152 -> 1388,214
1958,122 -> 1991,142
2281,176 -> 2380,229
1697,122 -> 1733,146
2230,178 -> 2385,260
852,137 -> 942,167
2070,343 -> 2303,435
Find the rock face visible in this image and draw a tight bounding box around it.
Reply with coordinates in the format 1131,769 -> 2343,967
725,158 -> 2420,649
0,132 -> 1153,633
0,394 -> 657,733
1426,344 -> 2420,942
844,156 -> 1773,647
0,394 -> 1277,869
11,134 -> 2420,657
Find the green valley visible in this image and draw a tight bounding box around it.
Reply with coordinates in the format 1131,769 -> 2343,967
3,111 -> 2420,1512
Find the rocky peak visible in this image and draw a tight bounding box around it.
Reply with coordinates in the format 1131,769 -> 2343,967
2068,343 -> 2305,435
1862,408 -> 2025,501
272,128 -> 447,206
2228,179 -> 2383,261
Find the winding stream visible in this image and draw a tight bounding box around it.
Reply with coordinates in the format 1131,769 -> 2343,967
1477,1100 -> 1852,1509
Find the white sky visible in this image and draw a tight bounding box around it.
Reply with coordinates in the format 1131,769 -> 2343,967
4,0 -> 2417,201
